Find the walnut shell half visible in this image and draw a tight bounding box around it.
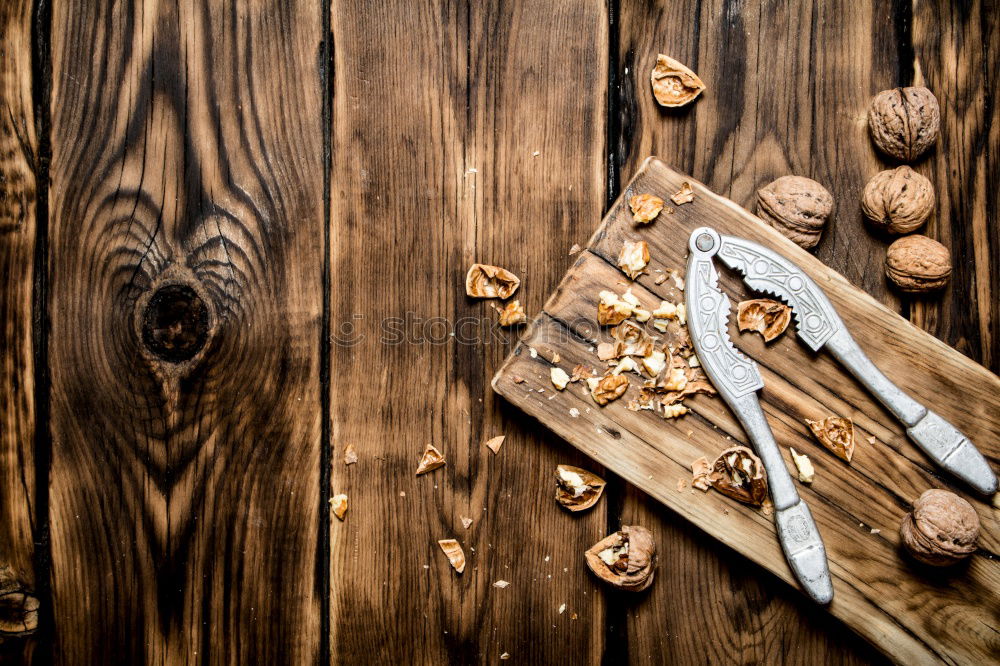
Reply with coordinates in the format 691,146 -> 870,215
900,489 -> 980,566
585,525 -> 656,591
868,87 -> 940,162
650,55 -> 705,108
805,416 -> 855,462
709,446 -> 768,506
737,299 -> 792,342
0,565 -> 39,636
438,539 -> 466,574
555,465 -> 607,512
885,235 -> 951,293
465,263 -> 521,299
861,166 -> 934,234
756,176 -> 833,249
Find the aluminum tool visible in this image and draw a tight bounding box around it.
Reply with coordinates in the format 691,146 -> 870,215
688,226 -> 997,497
686,228 -> 833,604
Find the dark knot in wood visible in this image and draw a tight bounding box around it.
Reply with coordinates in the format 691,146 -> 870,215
140,284 -> 210,363
0,566 -> 38,636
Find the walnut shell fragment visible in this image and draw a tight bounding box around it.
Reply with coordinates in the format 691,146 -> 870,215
670,182 -> 695,206
618,239 -> 650,280
691,457 -> 712,491
485,435 -> 505,454
709,446 -> 769,506
630,193 -> 664,224
343,443 -> 358,465
0,565 -> 39,636
438,539 -> 466,574
650,54 -> 705,108
465,263 -> 521,299
900,489 -> 980,566
756,176 -> 833,249
868,87 -> 940,162
587,374 -> 629,406
495,299 -> 527,326
805,416 -> 855,462
555,464 -> 607,512
415,444 -> 447,475
885,235 -> 952,293
330,494 -> 348,520
861,166 -> 935,234
585,525 -> 657,591
737,299 -> 792,342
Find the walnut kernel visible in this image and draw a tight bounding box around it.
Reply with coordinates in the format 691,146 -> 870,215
900,489 -> 980,566
555,464 -> 606,512
756,176 -> 833,249
861,166 -> 934,234
330,494 -> 348,520
789,448 -> 814,484
670,182 -> 695,205
630,193 -> 664,223
868,87 -> 940,162
587,374 -> 629,406
551,367 -> 570,390
650,55 -> 705,108
618,239 -> 650,279
885,235 -> 951,293
737,299 -> 792,342
495,300 -> 527,326
585,525 -> 657,591
465,263 -> 521,299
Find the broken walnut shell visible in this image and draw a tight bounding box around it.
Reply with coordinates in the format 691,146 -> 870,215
585,525 -> 657,591
670,182 -> 695,205
650,54 -> 705,108
805,416 -> 855,462
885,235 -> 951,293
465,263 -> 521,299
868,87 -> 940,162
756,176 -> 833,249
709,446 -> 769,506
415,444 -> 447,475
629,193 -> 664,224
861,166 -> 934,234
736,299 -> 792,342
587,374 -> 629,406
438,539 -> 466,574
555,465 -> 607,512
899,489 -> 980,566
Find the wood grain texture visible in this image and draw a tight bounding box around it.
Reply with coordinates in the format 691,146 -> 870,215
328,1 -> 609,662
47,1 -> 323,663
0,0 -> 40,655
493,159 -> 1000,665
613,1 -> 903,663
910,0 -> 1000,372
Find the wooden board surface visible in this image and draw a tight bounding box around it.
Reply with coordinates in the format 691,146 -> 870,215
0,0 -> 996,663
46,1 -> 324,662
493,158 -> 1000,665
0,0 -> 40,660
328,1 -> 610,662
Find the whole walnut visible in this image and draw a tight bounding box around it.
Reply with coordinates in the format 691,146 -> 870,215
885,235 -> 951,292
861,166 -> 935,234
868,87 -> 940,162
756,176 -> 833,249
899,489 -> 980,566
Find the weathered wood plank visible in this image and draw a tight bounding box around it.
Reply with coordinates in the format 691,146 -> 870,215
328,0 -> 608,661
47,1 -> 324,662
0,0 -> 40,655
614,1 -> 902,662
910,0 -> 1000,373
494,159 -> 1000,665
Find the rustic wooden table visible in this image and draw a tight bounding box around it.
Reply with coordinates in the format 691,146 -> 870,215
0,0 -> 996,663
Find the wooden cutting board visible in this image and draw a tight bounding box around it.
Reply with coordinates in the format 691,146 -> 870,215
492,158 -> 999,665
